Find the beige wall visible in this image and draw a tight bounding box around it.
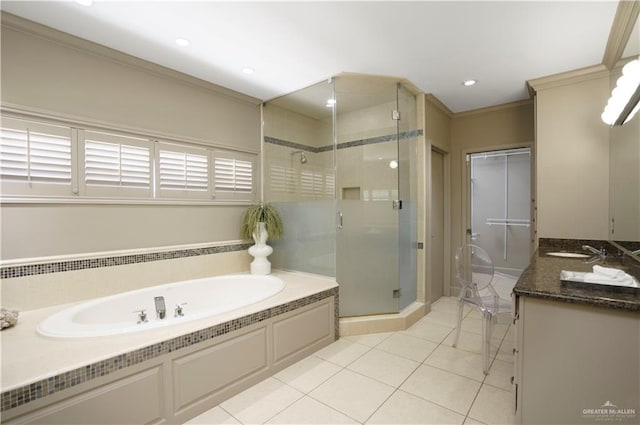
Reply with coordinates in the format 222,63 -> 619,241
425,96 -> 452,152
1,14 -> 260,149
532,69 -> 611,240
449,101 -> 534,268
422,95 -> 452,300
0,14 -> 261,260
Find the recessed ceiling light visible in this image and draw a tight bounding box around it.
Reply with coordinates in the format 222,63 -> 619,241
242,67 -> 255,75
325,98 -> 336,107
175,38 -> 190,47
75,0 -> 93,6
462,79 -> 477,87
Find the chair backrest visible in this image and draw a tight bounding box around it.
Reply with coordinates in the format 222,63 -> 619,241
454,244 -> 495,292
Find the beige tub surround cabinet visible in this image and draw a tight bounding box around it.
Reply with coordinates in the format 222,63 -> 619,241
512,240 -> 640,424
0,271 -> 338,424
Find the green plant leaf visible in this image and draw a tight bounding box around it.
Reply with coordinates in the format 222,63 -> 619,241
240,203 -> 284,241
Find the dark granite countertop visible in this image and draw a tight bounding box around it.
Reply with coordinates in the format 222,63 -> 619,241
513,239 -> 640,312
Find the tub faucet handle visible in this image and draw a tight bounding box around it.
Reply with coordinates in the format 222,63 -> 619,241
175,303 -> 187,317
133,309 -> 148,324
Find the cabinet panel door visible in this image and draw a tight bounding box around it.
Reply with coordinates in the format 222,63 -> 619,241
173,327 -> 268,412
17,367 -> 164,425
273,300 -> 333,364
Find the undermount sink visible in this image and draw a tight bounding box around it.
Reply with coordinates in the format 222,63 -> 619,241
546,252 -> 591,258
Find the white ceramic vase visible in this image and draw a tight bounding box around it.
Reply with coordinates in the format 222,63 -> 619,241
248,222 -> 273,275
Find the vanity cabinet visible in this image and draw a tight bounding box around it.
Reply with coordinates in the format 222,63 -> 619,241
513,295 -> 640,425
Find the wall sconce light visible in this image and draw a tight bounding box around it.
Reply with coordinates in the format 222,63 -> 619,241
602,58 -> 640,126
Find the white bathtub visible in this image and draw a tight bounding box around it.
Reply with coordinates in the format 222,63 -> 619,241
37,274 -> 285,338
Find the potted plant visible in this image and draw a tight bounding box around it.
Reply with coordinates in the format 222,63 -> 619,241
241,203 -> 283,275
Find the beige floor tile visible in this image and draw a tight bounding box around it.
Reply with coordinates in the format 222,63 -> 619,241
366,390 -> 465,424
463,417 -> 488,425
424,345 -> 486,382
431,296 -> 462,312
401,318 -> 454,343
503,324 -> 516,342
457,316 -> 510,340
184,406 -> 241,424
347,348 -> 420,387
494,339 -> 516,364
483,358 -> 514,391
309,369 -> 395,423
468,384 -> 515,425
274,355 -> 342,393
443,330 -> 502,358
266,396 -> 359,424
314,338 -> 371,367
220,378 -> 303,425
343,332 -> 393,347
421,309 -> 462,328
400,364 -> 482,416
376,332 -> 438,362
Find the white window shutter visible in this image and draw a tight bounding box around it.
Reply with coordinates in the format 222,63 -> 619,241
81,131 -> 152,198
0,117 -> 75,196
85,141 -> 150,188
213,151 -> 256,201
157,143 -> 209,199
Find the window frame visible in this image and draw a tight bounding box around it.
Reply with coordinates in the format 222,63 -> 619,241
79,130 -> 155,199
0,113 -> 259,205
212,150 -> 257,202
0,116 -> 78,197
156,142 -> 212,200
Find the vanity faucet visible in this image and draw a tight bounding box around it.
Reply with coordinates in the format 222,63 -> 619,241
582,245 -> 607,263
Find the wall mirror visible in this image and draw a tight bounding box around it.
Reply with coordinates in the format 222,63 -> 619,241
609,14 -> 640,252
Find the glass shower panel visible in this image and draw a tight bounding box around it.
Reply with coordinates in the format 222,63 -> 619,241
397,83 -> 418,310
263,80 -> 336,277
335,76 -> 400,316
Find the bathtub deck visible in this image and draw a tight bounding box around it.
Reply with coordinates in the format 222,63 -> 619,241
0,271 -> 338,394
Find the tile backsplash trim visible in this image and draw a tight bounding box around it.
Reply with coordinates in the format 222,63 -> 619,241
0,242 -> 253,279
264,128 -> 423,153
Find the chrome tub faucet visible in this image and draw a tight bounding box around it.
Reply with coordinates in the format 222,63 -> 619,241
154,296 -> 166,319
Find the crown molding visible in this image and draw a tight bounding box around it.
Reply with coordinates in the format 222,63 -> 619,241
0,12 -> 262,106
424,94 -> 453,118
527,64 -> 610,94
452,99 -> 533,118
602,0 -> 640,70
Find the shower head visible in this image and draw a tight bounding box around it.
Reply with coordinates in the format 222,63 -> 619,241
291,150 -> 307,164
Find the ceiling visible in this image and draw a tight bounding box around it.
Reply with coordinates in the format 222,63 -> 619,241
0,1 -> 630,113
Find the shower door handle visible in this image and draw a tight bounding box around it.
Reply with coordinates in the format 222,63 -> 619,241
338,211 -> 343,230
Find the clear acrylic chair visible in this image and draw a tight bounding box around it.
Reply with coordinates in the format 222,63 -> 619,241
452,244 -> 511,375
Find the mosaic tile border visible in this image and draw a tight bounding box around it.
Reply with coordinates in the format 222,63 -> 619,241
0,242 -> 253,279
264,129 -> 423,154
1,286 -> 339,412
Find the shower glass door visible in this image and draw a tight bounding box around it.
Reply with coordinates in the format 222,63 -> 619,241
335,76 -> 403,317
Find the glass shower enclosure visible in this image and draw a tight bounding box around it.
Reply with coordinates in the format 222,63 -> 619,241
263,74 -> 418,317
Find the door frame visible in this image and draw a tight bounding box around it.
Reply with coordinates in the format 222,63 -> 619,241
425,145 -> 451,301
460,142 -> 535,274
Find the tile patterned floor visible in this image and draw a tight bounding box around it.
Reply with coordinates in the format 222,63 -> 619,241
185,296 -> 516,425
